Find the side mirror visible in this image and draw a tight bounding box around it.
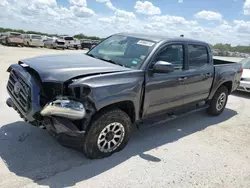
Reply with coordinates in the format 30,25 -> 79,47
153,61 -> 174,73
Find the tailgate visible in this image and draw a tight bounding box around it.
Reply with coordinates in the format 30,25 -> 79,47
9,37 -> 23,43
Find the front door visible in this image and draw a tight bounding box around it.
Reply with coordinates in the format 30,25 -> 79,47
143,44 -> 189,117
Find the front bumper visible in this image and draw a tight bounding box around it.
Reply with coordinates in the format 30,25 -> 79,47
237,81 -> 250,92
55,43 -> 65,48
7,97 -> 86,148
43,117 -> 86,149
67,44 -> 81,48
30,42 -> 44,47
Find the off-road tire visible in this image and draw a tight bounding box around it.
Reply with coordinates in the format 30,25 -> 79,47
206,86 -> 228,116
82,108 -> 132,159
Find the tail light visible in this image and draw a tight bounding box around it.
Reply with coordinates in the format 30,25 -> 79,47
240,68 -> 243,77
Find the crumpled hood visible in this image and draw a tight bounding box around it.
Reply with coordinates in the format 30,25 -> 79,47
20,53 -> 131,82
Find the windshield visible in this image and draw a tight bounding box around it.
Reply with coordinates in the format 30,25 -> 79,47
64,37 -> 74,40
87,35 -> 155,69
240,58 -> 250,69
31,35 -> 42,39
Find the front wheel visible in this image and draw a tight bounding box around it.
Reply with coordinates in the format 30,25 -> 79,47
206,86 -> 228,116
82,108 -> 132,159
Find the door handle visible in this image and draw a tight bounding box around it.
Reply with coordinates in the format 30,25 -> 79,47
178,77 -> 187,81
201,73 -> 212,77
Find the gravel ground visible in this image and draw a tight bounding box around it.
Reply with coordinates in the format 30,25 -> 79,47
0,45 -> 249,188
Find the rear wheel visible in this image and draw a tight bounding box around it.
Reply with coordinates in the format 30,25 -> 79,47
82,108 -> 132,159
206,86 -> 228,116
5,39 -> 10,46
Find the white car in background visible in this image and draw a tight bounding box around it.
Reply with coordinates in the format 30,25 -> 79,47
238,57 -> 250,92
58,36 -> 81,49
23,34 -> 44,47
44,37 -> 66,50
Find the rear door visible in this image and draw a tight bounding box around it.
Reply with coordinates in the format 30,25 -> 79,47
182,44 -> 214,105
143,43 -> 189,117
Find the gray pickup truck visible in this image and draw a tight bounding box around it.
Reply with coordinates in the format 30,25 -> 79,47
6,33 -> 242,159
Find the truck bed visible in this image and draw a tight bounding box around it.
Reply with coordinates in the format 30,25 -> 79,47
213,56 -> 243,65
214,59 -> 237,65
208,59 -> 242,100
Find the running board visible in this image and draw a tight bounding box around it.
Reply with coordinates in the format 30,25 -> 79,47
138,103 -> 209,128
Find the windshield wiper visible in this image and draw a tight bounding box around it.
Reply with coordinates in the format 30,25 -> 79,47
86,53 -> 97,58
87,53 -> 127,67
99,57 -> 126,67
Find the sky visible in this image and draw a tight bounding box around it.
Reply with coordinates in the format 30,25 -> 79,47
0,0 -> 250,45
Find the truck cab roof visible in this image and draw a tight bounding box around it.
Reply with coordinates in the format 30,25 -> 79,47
116,32 -> 209,46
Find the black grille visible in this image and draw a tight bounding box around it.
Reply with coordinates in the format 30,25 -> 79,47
7,70 -> 31,113
57,41 -> 65,45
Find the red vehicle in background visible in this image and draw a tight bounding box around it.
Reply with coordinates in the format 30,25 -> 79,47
1,32 -> 24,46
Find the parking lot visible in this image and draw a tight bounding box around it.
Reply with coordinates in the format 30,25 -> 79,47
0,45 -> 250,188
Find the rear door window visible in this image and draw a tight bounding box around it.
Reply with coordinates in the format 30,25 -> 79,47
31,35 -> 42,39
188,45 -> 209,68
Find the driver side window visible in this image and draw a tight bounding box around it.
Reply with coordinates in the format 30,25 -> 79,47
155,44 -> 184,70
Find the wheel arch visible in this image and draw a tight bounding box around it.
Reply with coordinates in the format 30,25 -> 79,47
208,80 -> 232,100
94,100 -> 136,124
221,81 -> 232,93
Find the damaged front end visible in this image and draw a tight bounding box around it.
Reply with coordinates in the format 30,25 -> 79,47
6,64 -> 96,149
40,96 -> 95,148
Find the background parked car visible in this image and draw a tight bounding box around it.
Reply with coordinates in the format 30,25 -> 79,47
58,36 -> 81,50
0,33 -> 6,44
44,37 -> 65,50
23,34 -> 44,47
42,35 -> 50,42
238,57 -> 250,92
1,32 -> 24,46
80,39 -> 100,50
